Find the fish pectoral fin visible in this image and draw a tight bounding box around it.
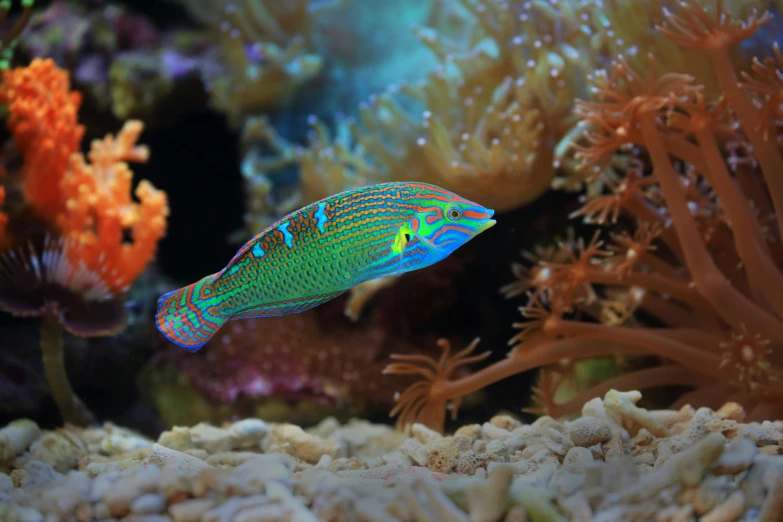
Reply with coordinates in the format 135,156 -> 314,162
392,222 -> 414,255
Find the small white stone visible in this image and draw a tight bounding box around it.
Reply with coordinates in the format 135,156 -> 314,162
148,444 -> 212,479
0,419 -> 41,461
130,493 -> 166,514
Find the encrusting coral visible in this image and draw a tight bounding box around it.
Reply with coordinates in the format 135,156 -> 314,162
147,313 -> 434,427
1,390 -> 782,521
385,0 -> 783,434
0,58 -> 169,426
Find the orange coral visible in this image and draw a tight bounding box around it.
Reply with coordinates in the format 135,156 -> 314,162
0,58 -> 84,223
0,58 -> 169,295
58,121 -> 169,293
385,1 -> 783,432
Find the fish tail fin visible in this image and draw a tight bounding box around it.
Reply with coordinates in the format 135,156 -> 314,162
155,275 -> 225,352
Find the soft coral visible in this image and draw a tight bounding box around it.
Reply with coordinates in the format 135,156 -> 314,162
385,0 -> 783,432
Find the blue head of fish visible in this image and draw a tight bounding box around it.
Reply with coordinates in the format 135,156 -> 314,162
396,187 -> 496,274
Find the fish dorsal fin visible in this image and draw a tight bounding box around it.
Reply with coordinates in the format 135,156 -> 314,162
212,240 -> 256,283
211,217 -> 289,283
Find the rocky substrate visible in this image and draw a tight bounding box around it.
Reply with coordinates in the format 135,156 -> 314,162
1,390 -> 782,522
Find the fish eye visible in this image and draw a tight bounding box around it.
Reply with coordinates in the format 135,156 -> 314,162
446,206 -> 462,221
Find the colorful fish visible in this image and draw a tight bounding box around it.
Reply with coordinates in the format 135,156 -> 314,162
156,182 -> 496,351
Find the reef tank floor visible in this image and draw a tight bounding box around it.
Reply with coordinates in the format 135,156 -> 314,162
2,389 -> 783,521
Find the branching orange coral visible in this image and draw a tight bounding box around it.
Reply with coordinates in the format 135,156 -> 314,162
0,58 -> 169,297
385,1 -> 783,432
0,58 -> 84,223
58,121 -> 168,293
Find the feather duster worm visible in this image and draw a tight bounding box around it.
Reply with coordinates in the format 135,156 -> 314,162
0,58 -> 169,425
385,0 -> 783,432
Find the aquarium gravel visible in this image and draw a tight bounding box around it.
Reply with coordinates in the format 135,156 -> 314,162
1,389 -> 782,522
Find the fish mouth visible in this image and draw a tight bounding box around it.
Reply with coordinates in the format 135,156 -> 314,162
481,219 -> 497,231
478,209 -> 496,233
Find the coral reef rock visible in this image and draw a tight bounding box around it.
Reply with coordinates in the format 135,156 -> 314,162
1,390 -> 782,521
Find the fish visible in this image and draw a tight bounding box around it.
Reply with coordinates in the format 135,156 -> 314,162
155,182 -> 496,351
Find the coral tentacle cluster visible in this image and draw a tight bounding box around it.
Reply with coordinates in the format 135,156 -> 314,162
238,0 -> 783,240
